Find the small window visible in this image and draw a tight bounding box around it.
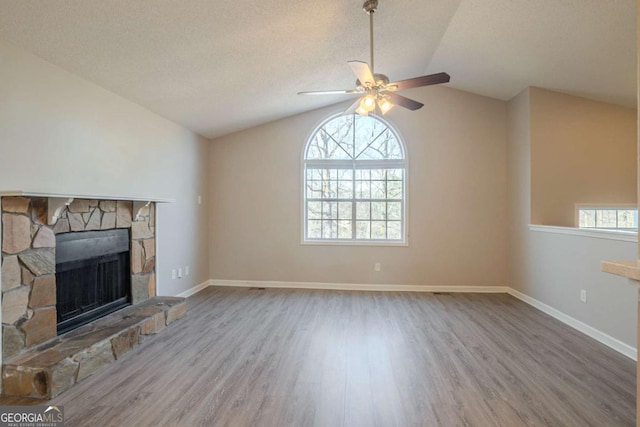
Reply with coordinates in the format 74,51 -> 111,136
303,114 -> 406,243
577,206 -> 638,230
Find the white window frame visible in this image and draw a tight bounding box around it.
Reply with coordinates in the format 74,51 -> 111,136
301,113 -> 408,246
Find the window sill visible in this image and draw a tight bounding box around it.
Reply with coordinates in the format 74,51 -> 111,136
301,239 -> 408,247
529,224 -> 638,242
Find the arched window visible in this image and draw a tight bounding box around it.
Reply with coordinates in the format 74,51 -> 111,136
303,113 -> 406,243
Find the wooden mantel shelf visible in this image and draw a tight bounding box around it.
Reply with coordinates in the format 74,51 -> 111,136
601,260 -> 640,282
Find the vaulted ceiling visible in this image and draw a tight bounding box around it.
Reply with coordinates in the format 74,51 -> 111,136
0,0 -> 636,139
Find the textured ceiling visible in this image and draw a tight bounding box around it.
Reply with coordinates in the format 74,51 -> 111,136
0,0 -> 636,139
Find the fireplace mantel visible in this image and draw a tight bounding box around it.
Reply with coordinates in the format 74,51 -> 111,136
0,190 -> 174,203
1,191 -> 174,225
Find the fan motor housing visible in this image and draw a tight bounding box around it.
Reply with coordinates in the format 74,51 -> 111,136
356,73 -> 389,89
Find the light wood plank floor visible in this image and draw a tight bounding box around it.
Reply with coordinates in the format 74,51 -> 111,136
1,287 -> 635,426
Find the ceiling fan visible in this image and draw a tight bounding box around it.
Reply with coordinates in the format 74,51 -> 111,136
298,0 -> 450,116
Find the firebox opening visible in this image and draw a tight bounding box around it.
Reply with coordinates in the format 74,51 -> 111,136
55,228 -> 131,335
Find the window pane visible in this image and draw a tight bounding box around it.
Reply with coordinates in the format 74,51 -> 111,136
356,202 -> 370,220
371,221 -> 386,239
356,169 -> 370,180
354,115 -> 387,158
338,202 -> 352,220
356,221 -> 370,239
357,130 -> 402,160
371,202 -> 386,220
375,130 -> 402,159
387,202 -> 401,220
322,202 -> 337,220
307,220 -> 322,239
371,169 -> 386,180
387,221 -> 402,240
322,180 -> 338,199
307,202 -> 322,219
307,169 -> 323,180
338,221 -> 352,239
356,181 -> 371,199
387,169 -> 403,180
338,181 -> 353,199
307,133 -> 349,160
306,181 -> 322,199
596,210 -> 617,228
579,209 -> 595,227
371,181 -> 385,199
337,169 -> 353,180
618,210 -> 636,228
315,131 -> 351,160
322,116 -> 354,159
387,181 -> 402,199
322,220 -> 337,238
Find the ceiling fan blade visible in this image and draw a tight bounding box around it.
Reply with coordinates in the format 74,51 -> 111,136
344,97 -> 363,115
386,92 -> 424,111
348,61 -> 375,86
388,72 -> 450,91
298,90 -> 360,96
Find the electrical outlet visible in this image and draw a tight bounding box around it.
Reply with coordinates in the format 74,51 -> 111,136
580,289 -> 587,304
171,269 -> 177,280
374,262 -> 381,272
197,195 -> 202,205
178,268 -> 183,279
185,266 -> 190,276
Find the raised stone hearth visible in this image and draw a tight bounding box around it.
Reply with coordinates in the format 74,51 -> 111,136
3,297 -> 186,398
0,194 -> 183,398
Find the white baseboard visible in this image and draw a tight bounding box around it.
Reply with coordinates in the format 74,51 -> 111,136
210,279 -> 508,294
176,280 -> 213,298
507,288 -> 637,361
201,279 -> 636,361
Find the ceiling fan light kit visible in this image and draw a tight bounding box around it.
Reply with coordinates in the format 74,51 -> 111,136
298,0 -> 450,116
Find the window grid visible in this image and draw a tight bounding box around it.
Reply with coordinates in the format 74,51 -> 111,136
578,207 -> 638,230
304,114 -> 405,243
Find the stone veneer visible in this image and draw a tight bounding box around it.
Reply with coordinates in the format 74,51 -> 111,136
1,197 -> 157,362
3,296 -> 185,399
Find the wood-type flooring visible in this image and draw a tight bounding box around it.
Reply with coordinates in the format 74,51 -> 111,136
1,287 -> 635,426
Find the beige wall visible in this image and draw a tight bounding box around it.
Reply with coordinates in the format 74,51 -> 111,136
508,88 -> 637,349
0,39 -> 210,296
209,86 -> 508,286
530,87 -> 637,226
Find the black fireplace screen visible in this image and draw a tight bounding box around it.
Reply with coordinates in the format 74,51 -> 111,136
55,228 -> 131,335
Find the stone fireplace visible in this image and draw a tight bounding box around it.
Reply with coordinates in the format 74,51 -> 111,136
0,194 -> 185,398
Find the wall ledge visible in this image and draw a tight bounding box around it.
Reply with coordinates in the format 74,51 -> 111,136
529,224 -> 638,242
601,260 -> 640,282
